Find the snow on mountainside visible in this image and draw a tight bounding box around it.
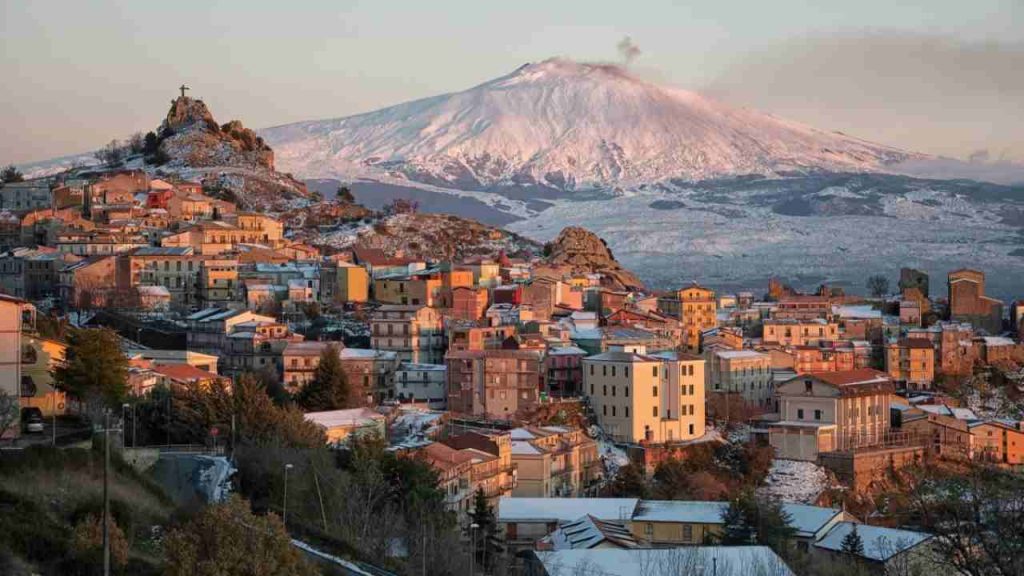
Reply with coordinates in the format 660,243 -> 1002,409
262,58 -> 918,190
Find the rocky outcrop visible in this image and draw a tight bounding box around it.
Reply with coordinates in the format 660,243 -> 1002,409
295,211 -> 541,262
543,226 -> 644,291
148,96 -> 307,209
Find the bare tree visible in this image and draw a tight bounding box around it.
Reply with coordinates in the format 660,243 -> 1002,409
97,139 -> 126,166
866,274 -> 890,298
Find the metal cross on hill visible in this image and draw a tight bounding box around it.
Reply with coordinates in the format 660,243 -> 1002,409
179,84 -> 190,98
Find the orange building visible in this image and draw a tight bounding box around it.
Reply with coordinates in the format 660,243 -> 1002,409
969,420 -> 1024,466
885,338 -> 936,390
657,283 -> 716,352
450,286 -> 489,322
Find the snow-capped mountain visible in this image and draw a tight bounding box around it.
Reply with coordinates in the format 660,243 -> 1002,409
262,58 -> 918,190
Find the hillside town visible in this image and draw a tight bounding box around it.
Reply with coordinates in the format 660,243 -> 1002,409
1,94 -> 1022,576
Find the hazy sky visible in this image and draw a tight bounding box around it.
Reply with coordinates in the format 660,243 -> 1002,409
2,0 -> 1022,165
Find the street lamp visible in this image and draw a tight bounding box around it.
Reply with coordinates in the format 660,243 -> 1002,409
469,522 -> 479,576
283,463 -> 294,527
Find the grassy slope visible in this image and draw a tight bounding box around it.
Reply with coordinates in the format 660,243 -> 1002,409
0,445 -> 175,575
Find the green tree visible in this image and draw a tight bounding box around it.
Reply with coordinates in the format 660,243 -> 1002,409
841,524 -> 865,557
53,328 -> 128,409
297,344 -> 349,411
1,164 -> 24,183
719,495 -> 756,544
163,495 -> 317,576
718,491 -> 796,553
866,274 -> 890,298
468,487 -> 500,573
606,462 -> 649,498
337,185 -> 355,203
142,131 -> 159,155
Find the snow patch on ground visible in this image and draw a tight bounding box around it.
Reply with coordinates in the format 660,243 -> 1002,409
757,459 -> 828,504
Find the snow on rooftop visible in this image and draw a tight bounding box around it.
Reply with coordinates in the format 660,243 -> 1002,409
304,408 -> 384,429
815,522 -> 931,562
498,497 -> 639,523
715,349 -> 768,360
832,305 -> 882,319
633,501 -> 727,524
510,440 -> 544,455
534,546 -> 794,576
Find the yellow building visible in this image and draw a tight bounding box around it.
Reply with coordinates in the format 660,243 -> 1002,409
19,335 -> 68,417
373,275 -> 442,307
885,338 -> 935,390
336,262 -> 369,303
583,346 -> 706,444
658,283 -> 717,351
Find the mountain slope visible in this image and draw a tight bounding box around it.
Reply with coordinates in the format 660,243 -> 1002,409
262,58 -> 919,190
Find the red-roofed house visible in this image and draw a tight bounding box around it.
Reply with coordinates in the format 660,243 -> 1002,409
151,364 -> 227,390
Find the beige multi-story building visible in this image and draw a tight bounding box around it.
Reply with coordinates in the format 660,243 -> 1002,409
0,294 -> 33,439
507,425 -> 600,497
370,305 -> 445,364
446,349 -> 543,418
769,369 -> 894,461
442,430 -> 518,507
885,338 -> 935,390
120,247 -> 202,308
373,273 -> 443,307
658,283 -> 716,351
583,346 -> 706,444
281,341 -> 334,391
763,319 -> 839,347
706,349 -> 774,408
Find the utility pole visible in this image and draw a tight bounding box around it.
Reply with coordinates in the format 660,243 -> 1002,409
103,409 -> 111,576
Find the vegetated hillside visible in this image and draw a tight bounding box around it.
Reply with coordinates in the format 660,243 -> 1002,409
540,226 -> 644,291
0,446 -> 174,575
298,209 -> 542,262
262,58 -> 918,191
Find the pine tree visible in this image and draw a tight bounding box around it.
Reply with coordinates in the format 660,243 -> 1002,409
841,524 -> 865,557
297,344 -> 349,411
53,328 -> 128,409
719,494 -> 756,544
468,487 -> 500,573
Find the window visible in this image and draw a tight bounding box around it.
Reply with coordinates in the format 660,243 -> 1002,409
611,366 -> 616,377
624,386 -> 629,397
653,406 -> 658,417
652,366 -> 659,377
814,409 -> 822,421
612,406 -> 616,417
603,385 -> 607,395
688,424 -> 694,435
804,380 -> 813,393
603,365 -> 607,377
682,525 -> 693,541
625,407 -> 629,417
624,366 -> 629,378
590,384 -> 594,395
652,385 -> 658,397
603,405 -> 607,416
590,365 -> 594,376
798,409 -> 805,419
688,365 -> 694,376
611,386 -> 616,397
644,523 -> 653,536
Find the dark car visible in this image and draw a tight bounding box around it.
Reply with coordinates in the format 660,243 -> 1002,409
21,407 -> 45,434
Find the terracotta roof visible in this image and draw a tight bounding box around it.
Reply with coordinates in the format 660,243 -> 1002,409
417,442 -> 474,473
152,364 -> 221,383
801,368 -> 894,396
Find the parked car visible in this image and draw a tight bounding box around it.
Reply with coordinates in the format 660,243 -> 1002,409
21,407 -> 44,434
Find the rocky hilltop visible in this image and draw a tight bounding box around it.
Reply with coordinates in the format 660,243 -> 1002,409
293,208 -> 542,263
151,95 -> 309,209
541,226 -> 644,291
